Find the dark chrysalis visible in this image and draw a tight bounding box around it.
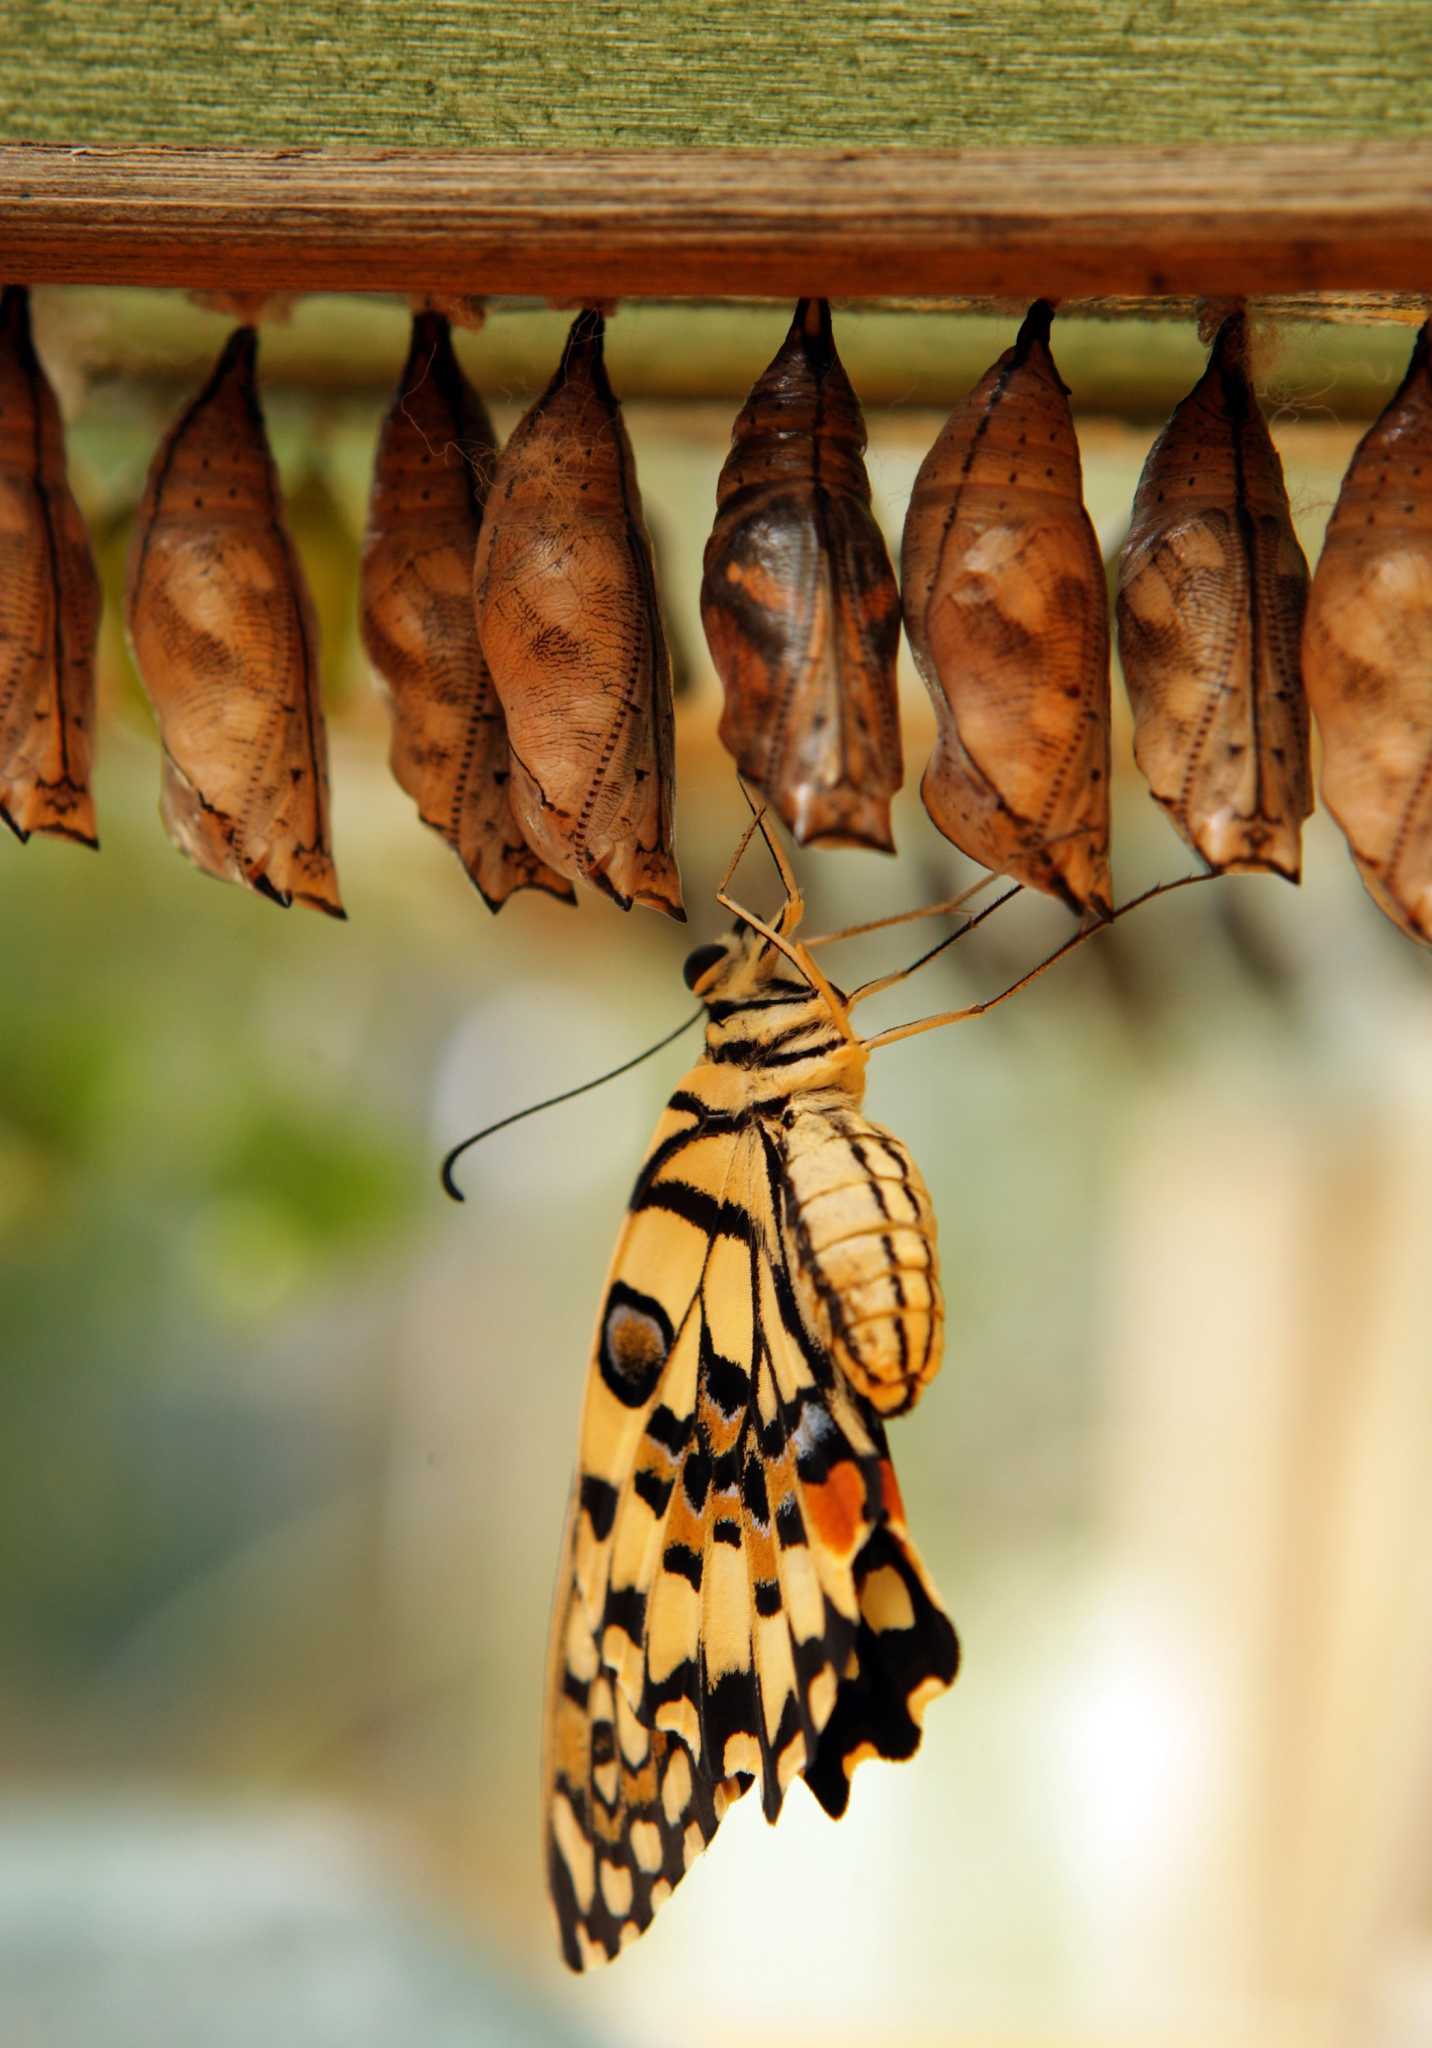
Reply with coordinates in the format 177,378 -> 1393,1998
1303,318 -> 1432,946
0,284 -> 101,848
361,311 -> 574,911
472,311 -> 683,921
126,326 -> 343,918
901,301 -> 1112,920
1118,312 -> 1311,879
700,298 -> 903,851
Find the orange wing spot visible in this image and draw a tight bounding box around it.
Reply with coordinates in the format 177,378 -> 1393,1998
804,1460 -> 866,1556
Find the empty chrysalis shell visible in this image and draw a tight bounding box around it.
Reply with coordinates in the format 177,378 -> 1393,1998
126,326 -> 343,918
1118,312 -> 1311,879
361,312 -> 574,912
902,300 -> 1112,919
0,284 -> 101,848
1303,320 -> 1432,945
473,311 -> 683,921
700,298 -> 903,851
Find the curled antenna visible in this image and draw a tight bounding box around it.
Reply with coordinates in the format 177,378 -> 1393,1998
441,1008 -> 703,1202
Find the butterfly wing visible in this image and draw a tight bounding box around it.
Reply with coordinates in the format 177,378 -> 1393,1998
544,1091 -> 958,1968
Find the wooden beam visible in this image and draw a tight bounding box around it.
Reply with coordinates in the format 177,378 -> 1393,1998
5,145 -> 1432,303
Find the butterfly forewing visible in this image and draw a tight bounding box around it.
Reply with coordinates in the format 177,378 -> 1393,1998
545,939 -> 958,1969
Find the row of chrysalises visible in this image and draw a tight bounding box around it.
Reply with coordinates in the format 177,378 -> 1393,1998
0,284 -> 1429,947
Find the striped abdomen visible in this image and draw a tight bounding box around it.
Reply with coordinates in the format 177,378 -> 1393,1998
781,1105 -> 943,1417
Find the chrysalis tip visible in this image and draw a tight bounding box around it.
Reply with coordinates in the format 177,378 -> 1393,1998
1014,299 -> 1056,358
561,309 -> 606,367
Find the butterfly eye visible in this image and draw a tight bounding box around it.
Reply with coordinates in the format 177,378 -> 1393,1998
682,941 -> 728,990
599,1282 -> 674,1408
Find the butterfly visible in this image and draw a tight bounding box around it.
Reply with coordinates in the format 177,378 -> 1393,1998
536,818 -> 1035,1971
440,810 -> 1205,1971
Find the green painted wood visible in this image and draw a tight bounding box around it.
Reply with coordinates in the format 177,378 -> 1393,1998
9,1 -> 1431,151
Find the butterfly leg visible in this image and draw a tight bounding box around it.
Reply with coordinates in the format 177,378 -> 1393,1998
805,872 -> 1004,950
860,872 -> 1214,1048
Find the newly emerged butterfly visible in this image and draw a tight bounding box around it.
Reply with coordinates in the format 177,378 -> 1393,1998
541,831 -> 961,1968
443,814 -> 1207,1970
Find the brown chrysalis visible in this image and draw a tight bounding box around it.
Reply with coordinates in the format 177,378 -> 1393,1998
1117,312 -> 1311,879
1303,320 -> 1432,946
0,284 -> 101,847
472,311 -> 683,920
700,298 -> 902,851
361,311 -> 574,911
901,300 -> 1112,919
126,326 -> 343,918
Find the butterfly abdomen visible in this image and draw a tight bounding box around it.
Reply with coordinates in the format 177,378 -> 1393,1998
781,1108 -> 944,1417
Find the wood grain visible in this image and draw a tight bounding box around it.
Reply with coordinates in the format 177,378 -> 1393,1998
5,145 -> 1432,301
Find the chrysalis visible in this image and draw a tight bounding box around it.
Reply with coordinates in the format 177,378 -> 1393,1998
361,311 -> 574,911
1303,320 -> 1432,945
700,298 -> 902,851
901,300 -> 1112,919
1117,312 -> 1311,879
472,311 -> 683,921
126,326 -> 343,917
0,284 -> 101,847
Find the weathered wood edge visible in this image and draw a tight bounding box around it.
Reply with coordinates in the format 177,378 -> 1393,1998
4,144 -> 1432,300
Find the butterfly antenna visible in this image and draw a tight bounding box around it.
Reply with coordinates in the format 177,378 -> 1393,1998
441,1008 -> 703,1202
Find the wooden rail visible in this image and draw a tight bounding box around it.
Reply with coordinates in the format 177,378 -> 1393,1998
4,144 -> 1432,302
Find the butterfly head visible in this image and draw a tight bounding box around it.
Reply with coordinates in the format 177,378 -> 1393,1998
681,920 -> 856,1054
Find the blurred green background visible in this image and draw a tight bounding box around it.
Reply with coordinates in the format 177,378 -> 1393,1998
2,290 -> 1430,2048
